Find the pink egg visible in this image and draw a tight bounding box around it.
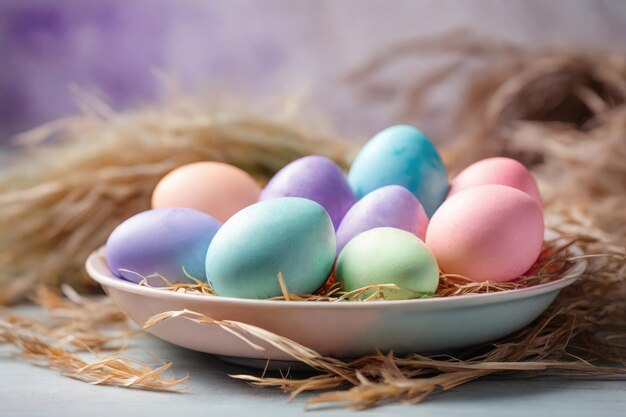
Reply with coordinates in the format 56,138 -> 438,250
448,157 -> 542,207
152,162 -> 261,223
426,184 -> 544,282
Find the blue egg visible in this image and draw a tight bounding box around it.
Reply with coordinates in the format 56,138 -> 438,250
106,208 -> 222,284
205,197 -> 336,299
348,125 -> 449,217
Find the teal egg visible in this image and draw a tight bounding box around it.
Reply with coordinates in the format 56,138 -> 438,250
336,227 -> 439,300
348,125 -> 449,217
205,197 -> 336,299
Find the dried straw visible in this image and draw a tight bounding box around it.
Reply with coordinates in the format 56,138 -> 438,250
0,286 -> 187,391
138,237 -> 581,301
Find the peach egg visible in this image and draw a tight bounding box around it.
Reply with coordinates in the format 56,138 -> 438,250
426,184 -> 544,282
448,157 -> 542,207
152,162 -> 261,223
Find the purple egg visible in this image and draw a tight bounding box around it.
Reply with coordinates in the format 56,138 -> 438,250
260,156 -> 356,229
106,208 -> 221,284
336,185 -> 429,254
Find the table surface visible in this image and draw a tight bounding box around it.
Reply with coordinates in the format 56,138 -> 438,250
1,306 -> 625,417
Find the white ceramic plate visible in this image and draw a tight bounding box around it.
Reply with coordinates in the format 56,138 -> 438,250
86,234 -> 585,362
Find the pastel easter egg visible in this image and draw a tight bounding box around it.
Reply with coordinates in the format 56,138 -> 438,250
205,197 -> 336,299
449,157 -> 542,207
106,208 -> 221,284
260,156 -> 356,229
348,125 -> 449,217
336,185 -> 429,254
336,227 -> 439,300
426,184 -> 544,283
152,162 -> 261,223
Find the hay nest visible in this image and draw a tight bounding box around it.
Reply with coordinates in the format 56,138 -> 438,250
0,94 -> 350,304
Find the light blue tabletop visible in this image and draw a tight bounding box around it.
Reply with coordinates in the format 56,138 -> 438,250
1,307 -> 624,417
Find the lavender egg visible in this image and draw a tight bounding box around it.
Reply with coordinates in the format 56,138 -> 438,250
336,185 -> 429,254
260,156 -> 356,229
106,208 -> 221,284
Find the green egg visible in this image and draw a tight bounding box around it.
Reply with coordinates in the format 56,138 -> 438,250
336,227 -> 439,300
206,197 -> 336,299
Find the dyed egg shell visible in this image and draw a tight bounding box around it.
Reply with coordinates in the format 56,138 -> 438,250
348,125 -> 449,217
152,162 -> 261,223
260,156 -> 355,229
336,227 -> 439,300
205,197 -> 336,299
336,185 -> 429,254
426,184 -> 544,283
449,157 -> 542,207
106,208 -> 221,284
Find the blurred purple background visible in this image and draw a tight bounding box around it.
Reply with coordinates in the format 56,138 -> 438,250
1,0 -> 625,141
